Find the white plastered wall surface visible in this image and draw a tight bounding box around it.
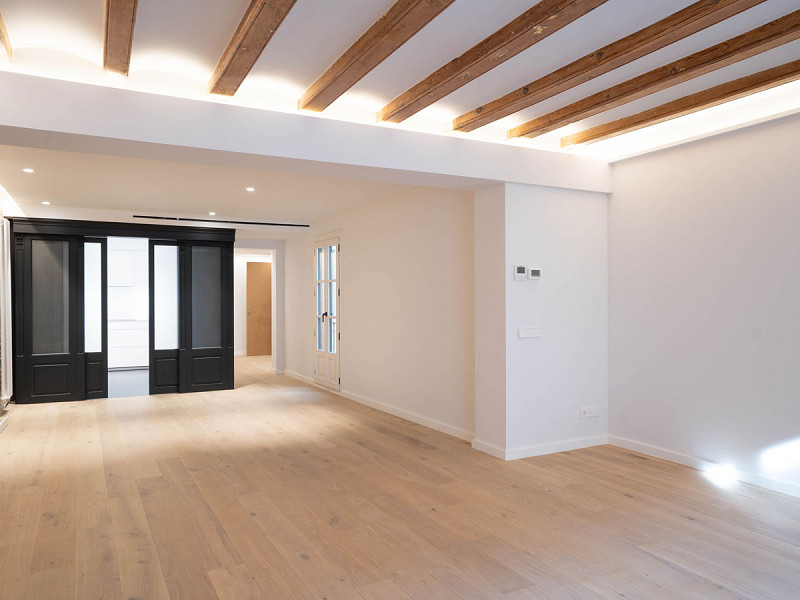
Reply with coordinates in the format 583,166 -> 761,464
284,186 -> 475,440
609,113 -> 800,497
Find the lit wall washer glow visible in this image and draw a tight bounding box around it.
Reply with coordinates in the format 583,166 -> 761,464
702,463 -> 739,489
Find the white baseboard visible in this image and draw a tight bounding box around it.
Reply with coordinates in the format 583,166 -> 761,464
506,435 -> 609,460
609,435 -> 800,499
284,370 -> 313,384
472,435 -> 609,460
339,389 -> 474,442
282,371 -> 473,442
471,439 -> 507,459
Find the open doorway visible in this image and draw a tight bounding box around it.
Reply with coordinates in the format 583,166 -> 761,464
234,249 -> 274,383
107,237 -> 149,398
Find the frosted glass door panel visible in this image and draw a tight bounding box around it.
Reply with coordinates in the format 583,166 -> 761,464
191,246 -> 222,349
31,239 -> 69,355
84,242 -> 102,353
154,245 -> 179,350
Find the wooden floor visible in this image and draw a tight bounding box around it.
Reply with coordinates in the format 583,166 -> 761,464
1,357 -> 799,600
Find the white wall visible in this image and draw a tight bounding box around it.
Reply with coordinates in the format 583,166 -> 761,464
610,114 -> 800,497
504,184 -> 609,457
284,187 -> 475,439
107,237 -> 149,369
233,252 -> 272,357
473,185 -> 507,451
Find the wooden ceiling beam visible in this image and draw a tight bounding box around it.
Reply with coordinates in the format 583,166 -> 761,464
561,59 -> 800,146
299,0 -> 455,112
378,0 -> 609,124
509,9 -> 800,139
103,0 -> 138,75
453,0 -> 767,132
0,10 -> 12,61
209,0 -> 297,96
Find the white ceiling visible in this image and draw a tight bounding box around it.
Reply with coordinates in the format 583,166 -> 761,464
0,0 -> 798,157
0,144 -> 419,238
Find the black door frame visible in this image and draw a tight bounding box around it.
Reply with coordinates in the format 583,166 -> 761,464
10,218 -> 235,403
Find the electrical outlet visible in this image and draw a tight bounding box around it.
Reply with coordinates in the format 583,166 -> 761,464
580,406 -> 600,419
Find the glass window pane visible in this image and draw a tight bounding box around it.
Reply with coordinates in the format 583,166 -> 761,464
84,242 -> 102,353
329,318 -> 337,354
317,282 -> 324,316
328,244 -> 337,280
154,245 -> 179,350
32,240 -> 70,354
316,318 -> 324,351
329,282 -> 336,317
192,246 -> 221,349
316,247 -> 324,281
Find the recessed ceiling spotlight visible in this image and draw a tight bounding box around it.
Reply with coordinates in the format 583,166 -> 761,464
209,211 -> 216,216
41,201 -> 51,205
23,168 -> 35,173
246,187 -> 255,192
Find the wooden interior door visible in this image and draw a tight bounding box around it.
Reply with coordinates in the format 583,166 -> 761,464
246,262 -> 272,356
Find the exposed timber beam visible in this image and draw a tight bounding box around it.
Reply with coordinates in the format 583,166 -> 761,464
510,9 -> 800,138
561,59 -> 800,146
378,0 -> 609,123
103,0 -> 138,75
453,0 -> 767,132
0,10 -> 12,61
209,0 -> 297,96
299,0 -> 455,112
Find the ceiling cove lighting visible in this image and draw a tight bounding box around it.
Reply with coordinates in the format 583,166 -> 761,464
23,168 -> 35,173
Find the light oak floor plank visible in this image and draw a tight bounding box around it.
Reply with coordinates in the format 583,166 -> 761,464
0,355 -> 798,599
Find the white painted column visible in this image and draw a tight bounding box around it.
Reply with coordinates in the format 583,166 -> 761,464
473,183 -> 610,460
472,185 -> 508,457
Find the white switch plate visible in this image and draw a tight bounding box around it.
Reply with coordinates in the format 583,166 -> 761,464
518,327 -> 541,339
580,406 -> 600,418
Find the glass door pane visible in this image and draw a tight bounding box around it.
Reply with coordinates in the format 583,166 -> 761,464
153,245 -> 179,350
31,239 -> 70,354
191,246 -> 222,349
84,242 -> 103,353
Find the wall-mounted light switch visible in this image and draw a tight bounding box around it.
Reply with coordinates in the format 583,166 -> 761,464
518,327 -> 541,339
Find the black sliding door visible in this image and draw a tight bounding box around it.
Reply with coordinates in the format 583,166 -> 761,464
149,240 -> 233,394
11,218 -> 235,403
149,240 -> 180,394
180,242 -> 234,392
15,235 -> 84,402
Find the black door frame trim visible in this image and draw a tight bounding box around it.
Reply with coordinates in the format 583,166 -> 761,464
10,217 -> 235,243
